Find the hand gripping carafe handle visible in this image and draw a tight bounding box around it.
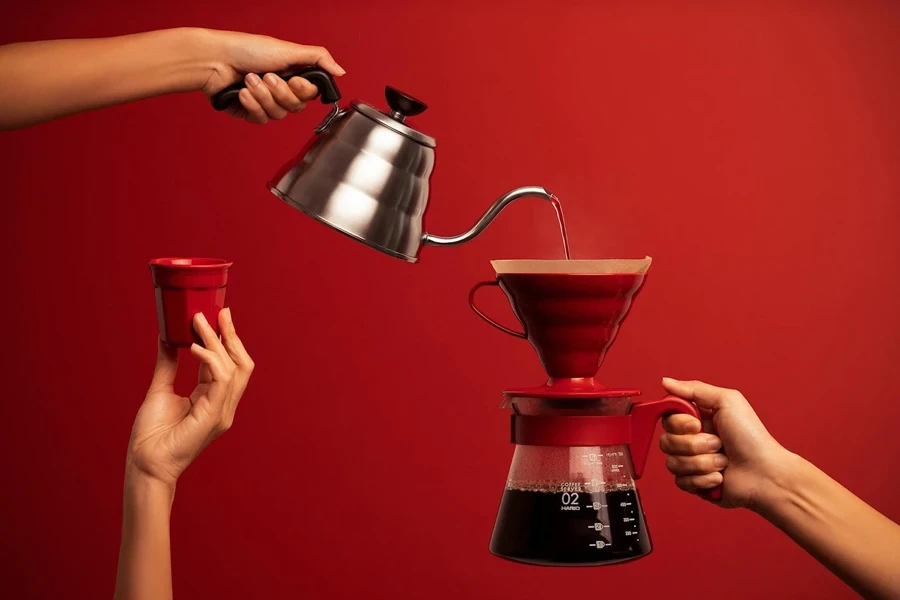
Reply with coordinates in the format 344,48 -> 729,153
630,396 -> 723,501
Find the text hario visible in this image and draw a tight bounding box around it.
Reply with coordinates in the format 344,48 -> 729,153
560,492 -> 581,510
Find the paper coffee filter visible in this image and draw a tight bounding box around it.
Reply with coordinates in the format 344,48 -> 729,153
491,256 -> 652,275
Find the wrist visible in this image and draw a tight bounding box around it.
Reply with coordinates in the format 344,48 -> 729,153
747,447 -> 806,516
124,466 -> 176,509
181,28 -> 239,95
160,27 -> 228,94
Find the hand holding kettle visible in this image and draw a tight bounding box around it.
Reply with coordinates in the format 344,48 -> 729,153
0,27 -> 345,130
200,29 -> 345,124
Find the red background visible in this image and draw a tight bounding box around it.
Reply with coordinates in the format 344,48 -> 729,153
1,1 -> 899,598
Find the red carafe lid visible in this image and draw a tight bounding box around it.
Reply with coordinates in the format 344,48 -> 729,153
503,378 -> 641,399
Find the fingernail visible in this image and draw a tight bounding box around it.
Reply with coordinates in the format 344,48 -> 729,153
246,73 -> 261,87
334,63 -> 346,75
225,307 -> 233,320
196,312 -> 208,325
707,438 -> 722,452
263,73 -> 279,88
662,377 -> 679,384
714,455 -> 728,469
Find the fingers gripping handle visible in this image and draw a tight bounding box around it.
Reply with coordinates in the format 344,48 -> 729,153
630,396 -> 723,501
702,418 -> 726,502
468,281 -> 526,339
211,66 -> 342,111
629,397 -> 697,479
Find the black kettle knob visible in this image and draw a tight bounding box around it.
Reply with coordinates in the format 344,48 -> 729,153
385,86 -> 427,119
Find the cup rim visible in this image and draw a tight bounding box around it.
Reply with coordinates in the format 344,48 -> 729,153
149,257 -> 232,269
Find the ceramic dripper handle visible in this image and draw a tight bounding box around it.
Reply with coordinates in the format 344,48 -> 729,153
210,66 -> 342,111
468,280 -> 527,338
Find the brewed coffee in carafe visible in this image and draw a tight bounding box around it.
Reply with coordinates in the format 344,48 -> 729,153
490,396 -> 651,566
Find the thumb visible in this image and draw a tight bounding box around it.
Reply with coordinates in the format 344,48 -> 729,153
149,339 -> 178,393
286,44 -> 346,76
662,377 -> 737,412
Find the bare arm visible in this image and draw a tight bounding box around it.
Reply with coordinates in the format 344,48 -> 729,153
755,452 -> 900,600
0,29 -> 215,130
114,474 -> 175,600
0,28 -> 345,130
659,378 -> 900,600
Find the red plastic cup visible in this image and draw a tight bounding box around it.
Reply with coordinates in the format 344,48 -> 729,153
149,258 -> 232,347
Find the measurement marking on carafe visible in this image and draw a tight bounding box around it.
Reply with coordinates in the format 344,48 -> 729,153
589,541 -> 609,549
588,523 -> 605,531
592,502 -> 607,510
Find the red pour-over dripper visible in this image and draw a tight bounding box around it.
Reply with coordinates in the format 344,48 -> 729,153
469,257 -> 651,396
469,257 -> 723,509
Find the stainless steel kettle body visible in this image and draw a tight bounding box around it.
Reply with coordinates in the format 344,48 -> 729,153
270,87 -> 438,261
213,68 -> 554,262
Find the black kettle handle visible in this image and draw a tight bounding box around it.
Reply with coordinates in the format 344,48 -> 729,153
210,66 -> 342,111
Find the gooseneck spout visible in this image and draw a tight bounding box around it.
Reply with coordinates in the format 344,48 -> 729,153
421,186 -> 555,247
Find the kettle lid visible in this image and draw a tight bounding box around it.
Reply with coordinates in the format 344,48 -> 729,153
351,86 -> 436,148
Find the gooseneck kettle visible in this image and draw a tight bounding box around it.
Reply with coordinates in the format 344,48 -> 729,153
213,67 -> 555,262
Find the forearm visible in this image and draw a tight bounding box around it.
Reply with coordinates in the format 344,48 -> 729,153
114,470 -> 176,600
753,451 -> 900,600
0,28 -> 221,130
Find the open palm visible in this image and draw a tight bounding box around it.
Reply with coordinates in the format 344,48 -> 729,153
127,309 -> 254,486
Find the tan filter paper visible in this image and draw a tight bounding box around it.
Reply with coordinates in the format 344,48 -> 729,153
491,256 -> 652,275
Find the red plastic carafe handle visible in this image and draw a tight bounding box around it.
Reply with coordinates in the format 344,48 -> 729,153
630,396 -> 723,501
